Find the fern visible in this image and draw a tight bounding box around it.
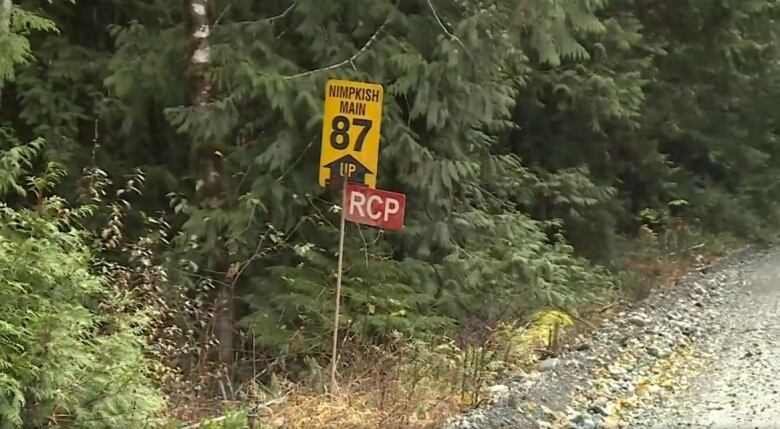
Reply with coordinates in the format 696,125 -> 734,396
0,133 -> 44,197
0,6 -> 57,84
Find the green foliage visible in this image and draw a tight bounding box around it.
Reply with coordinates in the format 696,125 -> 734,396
0,141 -> 165,427
0,130 -> 44,197
200,408 -> 249,429
0,4 -> 58,86
0,202 -> 166,428
4,0 -> 780,412
521,0 -> 610,66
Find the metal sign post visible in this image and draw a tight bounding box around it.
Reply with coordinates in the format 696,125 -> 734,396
320,79 -> 384,393
330,178 -> 348,393
318,79 -> 405,393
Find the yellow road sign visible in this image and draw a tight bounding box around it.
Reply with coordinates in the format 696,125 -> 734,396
319,79 -> 384,188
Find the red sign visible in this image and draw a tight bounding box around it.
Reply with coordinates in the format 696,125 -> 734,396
345,183 -> 406,231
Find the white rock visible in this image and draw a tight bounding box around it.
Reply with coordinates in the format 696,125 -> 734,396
539,358 -> 560,371
489,384 -> 510,395
582,418 -> 597,429
628,315 -> 648,327
488,384 -> 511,405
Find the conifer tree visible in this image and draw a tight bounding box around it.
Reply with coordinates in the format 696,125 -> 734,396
3,0 -> 780,381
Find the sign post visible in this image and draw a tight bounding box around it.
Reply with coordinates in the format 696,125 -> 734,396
320,79 -> 384,393
330,179 -> 348,394
318,79 -> 406,393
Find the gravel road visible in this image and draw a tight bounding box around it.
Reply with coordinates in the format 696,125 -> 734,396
445,247 -> 780,429
630,248 -> 780,428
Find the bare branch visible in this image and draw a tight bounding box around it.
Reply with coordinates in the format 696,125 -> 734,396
282,19 -> 390,80
213,3 -> 231,26
223,3 -> 296,28
426,0 -> 473,60
262,2 -> 296,24
275,138 -> 314,182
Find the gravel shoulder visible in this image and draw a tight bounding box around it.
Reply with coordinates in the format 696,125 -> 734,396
630,248 -> 780,428
445,246 -> 780,429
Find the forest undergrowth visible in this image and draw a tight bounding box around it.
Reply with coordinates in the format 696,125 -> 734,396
2,0 -> 780,428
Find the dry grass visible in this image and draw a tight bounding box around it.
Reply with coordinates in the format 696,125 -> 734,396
171,232 -> 741,428
172,317 -> 566,428
265,387 -> 460,429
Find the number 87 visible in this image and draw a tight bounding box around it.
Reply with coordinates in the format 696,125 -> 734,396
330,115 -> 373,151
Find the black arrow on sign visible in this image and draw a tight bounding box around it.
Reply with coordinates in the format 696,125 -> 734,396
324,154 -> 373,187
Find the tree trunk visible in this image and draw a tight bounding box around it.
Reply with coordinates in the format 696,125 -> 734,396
184,0 -> 233,366
0,0 -> 12,112
187,0 -> 213,108
0,0 -> 10,44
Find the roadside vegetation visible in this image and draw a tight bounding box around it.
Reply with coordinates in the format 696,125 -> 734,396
1,1 -> 779,427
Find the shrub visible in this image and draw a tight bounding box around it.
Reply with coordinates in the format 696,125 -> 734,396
0,201 -> 165,428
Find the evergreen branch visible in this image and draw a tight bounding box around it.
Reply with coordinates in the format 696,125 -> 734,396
282,19 -> 390,80
426,0 -> 474,60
